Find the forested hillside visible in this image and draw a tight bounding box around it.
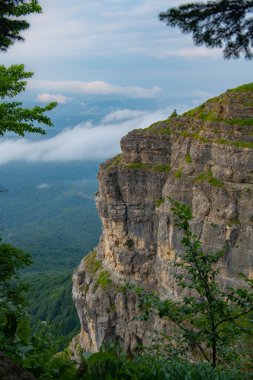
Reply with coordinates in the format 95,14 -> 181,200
26,271 -> 79,344
0,161 -> 101,340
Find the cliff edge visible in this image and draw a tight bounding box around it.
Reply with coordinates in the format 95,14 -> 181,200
72,84 -> 253,355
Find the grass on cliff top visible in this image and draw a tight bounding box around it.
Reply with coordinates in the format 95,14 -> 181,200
228,83 -> 253,92
183,82 -> 253,118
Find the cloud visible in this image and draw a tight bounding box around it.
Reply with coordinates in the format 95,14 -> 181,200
1,0 -> 221,63
37,183 -> 50,189
189,90 -> 215,103
102,109 -> 148,123
153,47 -> 221,59
0,107 -> 173,165
37,93 -> 70,104
30,80 -> 162,98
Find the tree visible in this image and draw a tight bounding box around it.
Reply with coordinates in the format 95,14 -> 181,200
0,240 -> 32,360
138,200 -> 253,368
0,0 -> 42,52
0,64 -> 57,136
0,1 -> 57,137
159,0 -> 253,60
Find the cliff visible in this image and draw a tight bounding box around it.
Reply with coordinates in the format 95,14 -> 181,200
72,84 -> 253,355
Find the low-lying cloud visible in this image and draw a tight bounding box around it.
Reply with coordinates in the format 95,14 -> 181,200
29,80 -> 162,99
102,109 -> 148,123
37,93 -> 70,104
37,183 -> 50,189
0,108 -> 172,165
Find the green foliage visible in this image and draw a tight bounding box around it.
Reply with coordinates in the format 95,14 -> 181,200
40,350 -> 78,380
0,0 -> 42,51
22,322 -> 61,378
126,162 -> 170,173
0,64 -> 57,136
174,168 -> 183,178
184,106 -> 253,128
154,164 -> 171,173
155,197 -> 165,208
0,240 -> 32,361
170,109 -> 178,118
0,64 -> 32,97
0,163 -> 101,274
228,83 -> 253,92
183,103 -> 205,117
138,200 -> 253,368
26,271 -> 80,345
185,152 -> 192,163
76,347 -> 249,380
85,251 -> 102,275
95,271 -> 113,291
197,114 -> 253,127
159,1 -> 253,60
126,162 -> 144,169
233,141 -> 253,149
0,239 -> 77,379
108,154 -> 123,168
195,169 -> 224,187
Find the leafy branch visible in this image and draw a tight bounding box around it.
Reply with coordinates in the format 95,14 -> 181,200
138,199 -> 253,368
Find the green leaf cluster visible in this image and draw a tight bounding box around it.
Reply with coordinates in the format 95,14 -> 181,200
0,240 -> 32,361
0,64 -> 57,136
70,346 -> 249,380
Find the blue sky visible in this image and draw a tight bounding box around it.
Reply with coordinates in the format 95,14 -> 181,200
0,0 -> 252,164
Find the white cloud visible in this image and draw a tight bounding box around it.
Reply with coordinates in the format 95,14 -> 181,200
1,0 -> 221,63
30,80 -> 162,98
37,183 -> 50,189
37,93 -> 70,104
153,47 -> 221,59
0,107 -> 174,165
102,109 -> 148,123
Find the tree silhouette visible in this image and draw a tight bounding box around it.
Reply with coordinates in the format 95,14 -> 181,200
0,0 -> 42,51
160,0 -> 253,59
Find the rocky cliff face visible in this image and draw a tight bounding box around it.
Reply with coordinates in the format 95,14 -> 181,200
72,84 -> 253,355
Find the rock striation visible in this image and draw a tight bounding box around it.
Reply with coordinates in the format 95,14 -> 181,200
72,84 -> 253,354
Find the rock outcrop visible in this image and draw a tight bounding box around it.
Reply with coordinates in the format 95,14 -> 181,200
72,84 -> 253,354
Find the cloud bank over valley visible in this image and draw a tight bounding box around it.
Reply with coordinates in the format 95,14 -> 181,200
0,108 -> 172,165
30,80 -> 162,99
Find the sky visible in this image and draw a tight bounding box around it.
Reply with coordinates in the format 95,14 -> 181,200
0,0 -> 252,165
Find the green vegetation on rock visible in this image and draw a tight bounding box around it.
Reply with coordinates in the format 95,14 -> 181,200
26,271 -> 79,344
108,154 -> 123,168
185,152 -> 192,163
95,270 -> 113,291
228,83 -> 253,92
126,162 -> 170,173
194,170 -> 224,187
84,251 -> 102,275
174,168 -> 183,178
155,197 -> 165,208
138,200 -> 253,369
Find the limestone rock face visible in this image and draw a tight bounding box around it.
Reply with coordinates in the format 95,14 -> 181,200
72,84 -> 253,353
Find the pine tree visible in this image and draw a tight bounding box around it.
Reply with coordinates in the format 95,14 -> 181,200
0,0 -> 42,51
160,0 -> 253,59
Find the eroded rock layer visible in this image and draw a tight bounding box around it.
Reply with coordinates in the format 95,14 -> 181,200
72,84 -> 253,353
